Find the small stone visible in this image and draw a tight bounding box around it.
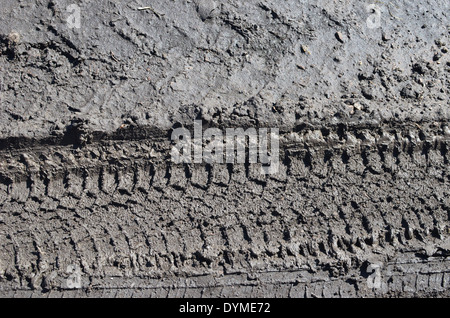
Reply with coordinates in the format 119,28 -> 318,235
195,0 -> 217,21
300,45 -> 310,54
353,102 -> 363,110
335,31 -> 345,43
443,126 -> 450,136
7,32 -> 20,45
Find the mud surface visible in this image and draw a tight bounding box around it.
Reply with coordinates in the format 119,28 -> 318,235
0,1 -> 449,297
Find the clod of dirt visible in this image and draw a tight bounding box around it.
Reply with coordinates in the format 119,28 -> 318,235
400,84 -> 421,99
412,62 -> 428,75
433,52 -> 442,61
1,31 -> 21,60
7,32 -> 20,45
361,87 -> 375,100
195,0 -> 218,21
62,119 -> 93,147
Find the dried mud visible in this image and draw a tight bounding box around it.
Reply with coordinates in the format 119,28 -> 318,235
0,0 -> 449,297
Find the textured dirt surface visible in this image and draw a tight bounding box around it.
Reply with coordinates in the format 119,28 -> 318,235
0,0 -> 449,297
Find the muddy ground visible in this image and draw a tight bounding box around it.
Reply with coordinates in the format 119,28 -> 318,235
0,0 -> 449,297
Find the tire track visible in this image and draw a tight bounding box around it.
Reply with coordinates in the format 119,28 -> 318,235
0,123 -> 448,296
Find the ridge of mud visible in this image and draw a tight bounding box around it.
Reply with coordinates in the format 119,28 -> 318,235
0,118 -> 448,151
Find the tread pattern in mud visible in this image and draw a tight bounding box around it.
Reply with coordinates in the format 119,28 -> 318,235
0,123 -> 449,297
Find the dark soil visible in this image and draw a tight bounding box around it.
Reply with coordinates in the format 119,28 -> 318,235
0,0 -> 448,297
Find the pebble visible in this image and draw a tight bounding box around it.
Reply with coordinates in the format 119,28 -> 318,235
443,126 -> 450,136
195,0 -> 217,21
300,45 -> 310,54
335,31 -> 345,43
